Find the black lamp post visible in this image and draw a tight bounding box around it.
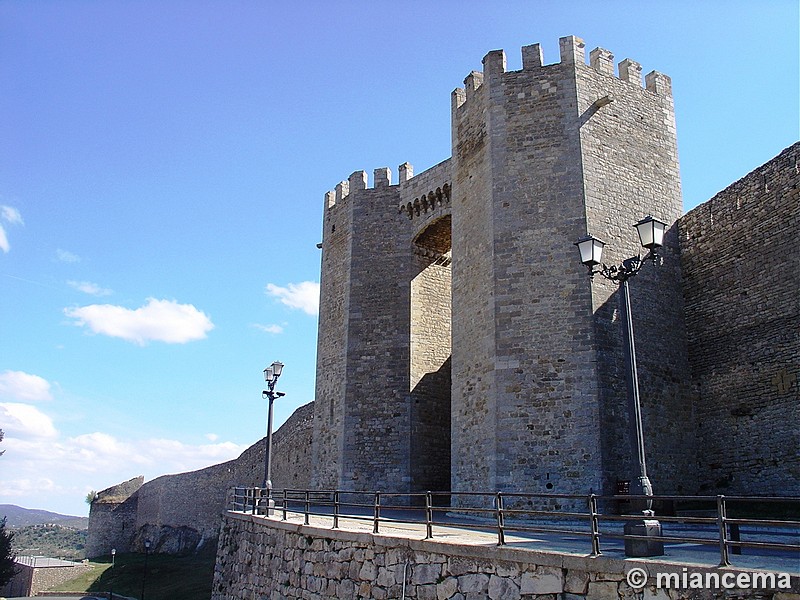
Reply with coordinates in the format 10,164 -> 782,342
141,539 -> 151,600
261,360 -> 285,515
108,548 -> 116,600
575,215 -> 666,557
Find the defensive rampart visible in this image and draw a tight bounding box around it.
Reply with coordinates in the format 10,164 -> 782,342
87,401 -> 314,557
679,142 -> 800,495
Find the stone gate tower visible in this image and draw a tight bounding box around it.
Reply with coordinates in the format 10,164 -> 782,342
311,36 -> 695,500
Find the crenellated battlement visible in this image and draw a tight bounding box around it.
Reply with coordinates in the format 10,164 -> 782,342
451,35 -> 672,111
324,164 -> 416,209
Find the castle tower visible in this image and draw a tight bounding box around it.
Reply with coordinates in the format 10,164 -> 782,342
450,36 -> 692,500
312,161 -> 454,493
312,36 -> 694,500
86,476 -> 143,557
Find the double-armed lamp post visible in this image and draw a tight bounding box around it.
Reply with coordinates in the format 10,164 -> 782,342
261,360 -> 285,514
575,215 -> 666,557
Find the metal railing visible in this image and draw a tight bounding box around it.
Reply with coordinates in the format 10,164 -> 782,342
229,487 -> 800,568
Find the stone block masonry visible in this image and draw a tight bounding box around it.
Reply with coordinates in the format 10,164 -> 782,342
679,142 -> 800,496
211,512 -> 800,599
0,558 -> 93,597
312,33 -> 797,504
315,35 -> 696,506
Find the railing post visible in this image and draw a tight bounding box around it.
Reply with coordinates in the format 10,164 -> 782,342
373,492 -> 381,534
282,489 -> 288,521
425,491 -> 433,539
333,490 -> 340,529
304,490 -> 310,525
717,495 -> 730,567
496,492 -> 506,546
729,522 -> 741,555
251,487 -> 257,515
588,494 -> 601,557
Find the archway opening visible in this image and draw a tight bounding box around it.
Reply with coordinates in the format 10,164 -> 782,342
410,215 -> 452,493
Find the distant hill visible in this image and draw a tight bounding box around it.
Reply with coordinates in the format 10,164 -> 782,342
0,504 -> 88,530
11,523 -> 88,560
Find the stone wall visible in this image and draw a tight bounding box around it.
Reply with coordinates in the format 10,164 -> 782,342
575,41 -> 693,497
450,36 -> 690,503
211,512 -> 799,599
0,559 -> 92,597
313,159 -> 454,494
86,476 -> 143,557
310,35 -> 795,504
87,401 -> 314,557
679,142 -> 800,495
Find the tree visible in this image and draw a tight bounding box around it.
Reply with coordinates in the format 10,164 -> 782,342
0,517 -> 16,588
85,490 -> 98,505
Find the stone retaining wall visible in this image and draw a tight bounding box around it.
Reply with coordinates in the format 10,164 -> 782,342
211,512 -> 799,600
0,560 -> 92,597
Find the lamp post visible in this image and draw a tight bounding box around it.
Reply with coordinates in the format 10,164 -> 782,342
575,215 -> 666,557
108,548 -> 116,600
141,539 -> 151,600
261,360 -> 285,515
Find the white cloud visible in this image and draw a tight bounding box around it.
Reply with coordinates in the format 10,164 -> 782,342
67,280 -> 113,296
0,427 -> 247,514
0,205 -> 23,253
205,433 -> 219,442
252,323 -> 284,334
1,478 -> 57,498
1,206 -> 23,225
265,281 -> 319,316
0,403 -> 58,438
0,370 -> 53,401
56,249 -> 80,263
64,298 -> 214,345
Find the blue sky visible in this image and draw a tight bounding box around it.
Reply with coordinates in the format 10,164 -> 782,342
0,1 -> 797,517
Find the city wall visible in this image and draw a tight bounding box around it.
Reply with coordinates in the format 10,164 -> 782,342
679,142 -> 799,495
87,401 -> 314,557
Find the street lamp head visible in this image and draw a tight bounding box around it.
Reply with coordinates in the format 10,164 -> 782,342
144,540 -> 151,550
574,234 -> 605,267
270,360 -> 284,378
264,361 -> 284,382
634,215 -> 666,251
111,548 -> 116,556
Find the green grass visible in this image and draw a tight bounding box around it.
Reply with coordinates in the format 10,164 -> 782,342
55,561 -> 111,592
50,552 -> 216,600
